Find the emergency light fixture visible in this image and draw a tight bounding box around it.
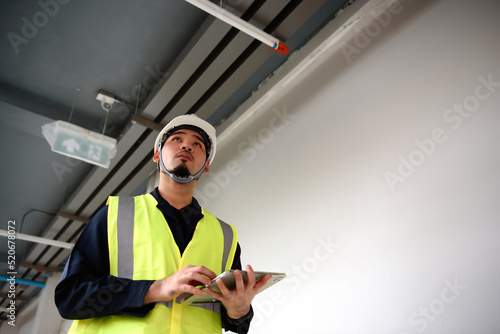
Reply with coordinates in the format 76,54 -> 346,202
42,121 -> 117,168
41,89 -> 119,168
185,0 -> 290,55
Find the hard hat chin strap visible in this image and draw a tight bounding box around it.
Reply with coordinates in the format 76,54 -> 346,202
158,145 -> 208,184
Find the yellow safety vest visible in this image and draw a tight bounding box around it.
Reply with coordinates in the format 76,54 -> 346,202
68,194 -> 238,334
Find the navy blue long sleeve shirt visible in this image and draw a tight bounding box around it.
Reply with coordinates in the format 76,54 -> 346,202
55,188 -> 250,332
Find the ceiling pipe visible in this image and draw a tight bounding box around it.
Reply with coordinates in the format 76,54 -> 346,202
0,275 -> 46,288
130,114 -> 164,131
185,0 -> 289,55
20,263 -> 59,273
58,211 -> 89,223
0,229 -> 74,249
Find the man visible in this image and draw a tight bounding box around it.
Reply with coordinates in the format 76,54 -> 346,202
55,114 -> 270,333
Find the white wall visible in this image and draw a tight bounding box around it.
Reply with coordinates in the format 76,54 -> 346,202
196,0 -> 500,333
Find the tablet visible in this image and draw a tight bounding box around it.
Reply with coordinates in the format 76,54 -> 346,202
180,270 -> 287,305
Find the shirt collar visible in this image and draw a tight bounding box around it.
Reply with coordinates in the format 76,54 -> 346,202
150,187 -> 203,222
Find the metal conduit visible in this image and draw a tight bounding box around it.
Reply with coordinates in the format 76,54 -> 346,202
0,275 -> 46,289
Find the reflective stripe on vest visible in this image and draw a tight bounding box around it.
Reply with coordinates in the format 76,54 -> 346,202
117,196 -> 134,279
68,194 -> 238,334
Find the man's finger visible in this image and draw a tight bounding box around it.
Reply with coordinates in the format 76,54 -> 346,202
254,274 -> 272,292
191,273 -> 212,287
205,286 -> 225,301
233,270 -> 246,294
192,265 -> 217,280
245,265 -> 256,287
187,284 -> 207,296
215,276 -> 232,296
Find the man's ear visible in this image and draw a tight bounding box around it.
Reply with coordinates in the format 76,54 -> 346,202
203,161 -> 210,174
153,150 -> 160,163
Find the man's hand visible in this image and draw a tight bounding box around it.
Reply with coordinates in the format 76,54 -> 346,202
143,265 -> 216,305
205,265 -> 271,319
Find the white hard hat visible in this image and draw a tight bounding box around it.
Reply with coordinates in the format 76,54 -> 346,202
154,114 -> 216,164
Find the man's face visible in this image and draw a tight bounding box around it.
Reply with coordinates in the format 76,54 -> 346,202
158,129 -> 209,176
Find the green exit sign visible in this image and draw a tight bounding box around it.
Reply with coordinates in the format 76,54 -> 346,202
42,121 -> 117,168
